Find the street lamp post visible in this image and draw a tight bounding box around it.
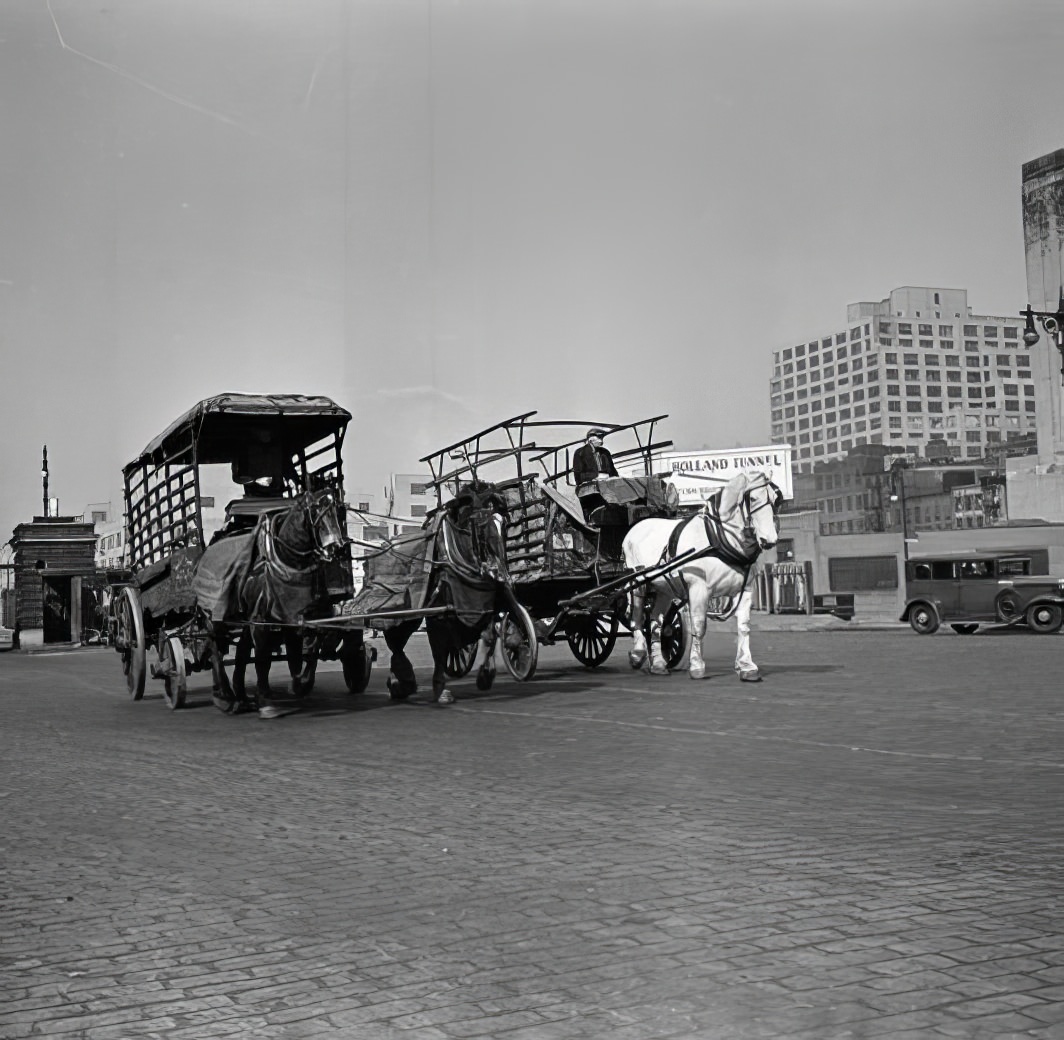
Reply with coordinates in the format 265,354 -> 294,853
1022,298 -> 1064,383
888,459 -> 911,561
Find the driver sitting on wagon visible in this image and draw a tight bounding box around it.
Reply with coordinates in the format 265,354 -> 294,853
217,448 -> 297,535
573,427 -> 618,523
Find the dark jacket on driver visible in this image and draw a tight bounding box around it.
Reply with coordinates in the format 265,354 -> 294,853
573,443 -> 618,486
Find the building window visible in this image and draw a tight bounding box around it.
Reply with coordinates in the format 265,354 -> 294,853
357,500 -> 370,511
410,504 -> 427,517
409,483 -> 429,495
829,555 -> 898,591
983,326 -> 997,338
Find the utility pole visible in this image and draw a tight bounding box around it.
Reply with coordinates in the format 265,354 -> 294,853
41,446 -> 49,518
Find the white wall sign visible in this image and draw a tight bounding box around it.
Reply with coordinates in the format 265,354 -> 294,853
622,445 -> 793,505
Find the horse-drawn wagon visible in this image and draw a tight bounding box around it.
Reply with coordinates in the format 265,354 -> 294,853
109,393 -> 372,717
414,411 -> 785,685
416,412 -> 692,674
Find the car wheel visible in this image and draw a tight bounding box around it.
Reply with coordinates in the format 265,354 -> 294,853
1026,603 -> 1063,635
996,591 -> 1023,623
909,603 -> 939,635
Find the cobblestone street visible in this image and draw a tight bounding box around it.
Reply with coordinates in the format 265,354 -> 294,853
2,626 -> 1062,1039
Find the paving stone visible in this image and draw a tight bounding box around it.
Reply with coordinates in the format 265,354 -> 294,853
4,638 -> 1064,1040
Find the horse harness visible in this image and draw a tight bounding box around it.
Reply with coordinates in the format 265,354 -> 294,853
652,477 -> 782,615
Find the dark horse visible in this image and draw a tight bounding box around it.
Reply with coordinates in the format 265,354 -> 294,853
195,488 -> 346,719
381,484 -> 537,705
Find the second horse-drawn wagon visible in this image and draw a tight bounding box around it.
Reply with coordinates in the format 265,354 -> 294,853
417,411 -> 694,675
109,393 -> 373,717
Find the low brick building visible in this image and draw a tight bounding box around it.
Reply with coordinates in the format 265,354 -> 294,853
9,517 -> 98,647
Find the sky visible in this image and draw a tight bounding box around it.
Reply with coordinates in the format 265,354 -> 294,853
2,0 -> 1064,541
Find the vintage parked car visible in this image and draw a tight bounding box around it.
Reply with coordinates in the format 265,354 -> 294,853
900,549 -> 1064,635
0,624 -> 14,652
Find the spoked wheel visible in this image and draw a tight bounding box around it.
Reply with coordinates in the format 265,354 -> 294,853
498,604 -> 538,681
1027,603 -> 1063,634
341,636 -> 374,693
116,586 -> 147,700
642,602 -> 687,671
159,635 -> 188,710
566,611 -> 619,668
660,602 -> 688,670
443,640 -> 479,679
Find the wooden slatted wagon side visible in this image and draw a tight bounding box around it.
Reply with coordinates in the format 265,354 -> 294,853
110,393 -> 371,713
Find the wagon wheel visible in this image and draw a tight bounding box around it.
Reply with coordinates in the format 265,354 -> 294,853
443,640 -> 479,678
660,602 -> 687,671
116,586 -> 147,700
159,635 -> 188,710
566,611 -> 619,668
341,635 -> 374,693
498,604 -> 538,681
641,602 -> 687,671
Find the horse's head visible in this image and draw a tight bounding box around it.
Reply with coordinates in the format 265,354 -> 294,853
720,470 -> 781,552
300,488 -> 346,561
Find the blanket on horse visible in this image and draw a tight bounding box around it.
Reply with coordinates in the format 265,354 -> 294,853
192,519 -> 326,625
342,505 -> 500,637
344,525 -> 437,621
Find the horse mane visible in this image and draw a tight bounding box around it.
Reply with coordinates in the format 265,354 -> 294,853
718,472 -> 751,520
718,470 -> 775,521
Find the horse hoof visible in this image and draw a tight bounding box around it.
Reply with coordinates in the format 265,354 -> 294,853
628,651 -> 646,669
476,667 -> 495,691
689,667 -> 706,680
649,662 -> 668,676
211,693 -> 236,714
739,670 -> 763,683
436,690 -> 455,705
259,704 -> 299,720
387,677 -> 412,701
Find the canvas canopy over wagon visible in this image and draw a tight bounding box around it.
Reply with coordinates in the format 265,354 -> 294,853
110,393 -> 371,712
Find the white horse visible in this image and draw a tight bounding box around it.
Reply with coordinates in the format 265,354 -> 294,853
623,470 -> 781,681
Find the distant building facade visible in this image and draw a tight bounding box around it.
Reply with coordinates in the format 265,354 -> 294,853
791,444 -> 994,536
771,287 -> 1037,475
385,473 -> 434,538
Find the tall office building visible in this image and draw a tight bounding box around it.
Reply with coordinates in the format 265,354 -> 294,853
771,287 -> 1037,475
